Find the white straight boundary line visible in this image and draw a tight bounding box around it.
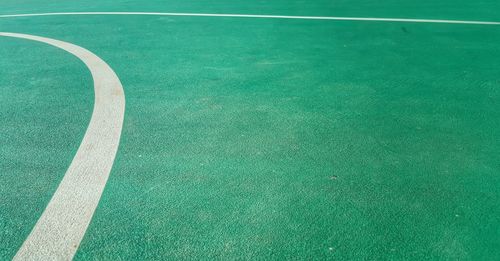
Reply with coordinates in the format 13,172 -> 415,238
0,32 -> 125,261
0,12 -> 499,25
0,8 -> 498,261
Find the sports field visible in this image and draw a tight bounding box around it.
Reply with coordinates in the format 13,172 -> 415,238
1,1 -> 500,260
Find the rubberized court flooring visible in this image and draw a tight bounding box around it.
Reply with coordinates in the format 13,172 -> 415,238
1,1 -> 500,260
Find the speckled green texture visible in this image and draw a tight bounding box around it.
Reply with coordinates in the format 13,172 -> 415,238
1,1 -> 499,260
0,38 -> 93,258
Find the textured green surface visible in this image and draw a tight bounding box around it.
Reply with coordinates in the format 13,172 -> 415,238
0,38 -> 93,258
1,0 -> 500,20
1,1 -> 500,260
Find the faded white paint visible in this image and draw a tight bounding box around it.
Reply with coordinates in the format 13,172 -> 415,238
0,32 -> 125,261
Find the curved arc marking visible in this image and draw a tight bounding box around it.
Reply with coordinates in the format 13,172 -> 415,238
0,32 -> 125,260
0,7 -> 498,261
0,12 -> 499,25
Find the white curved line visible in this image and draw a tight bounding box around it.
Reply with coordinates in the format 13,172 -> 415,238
0,8 -> 497,260
0,32 -> 125,260
0,12 -> 499,25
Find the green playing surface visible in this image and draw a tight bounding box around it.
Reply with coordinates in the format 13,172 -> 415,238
1,1 -> 499,260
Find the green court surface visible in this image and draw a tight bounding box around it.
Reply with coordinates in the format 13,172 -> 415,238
1,1 -> 500,260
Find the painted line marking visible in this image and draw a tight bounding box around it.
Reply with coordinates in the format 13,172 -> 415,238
0,12 -> 499,25
0,32 -> 125,260
0,8 -> 498,261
